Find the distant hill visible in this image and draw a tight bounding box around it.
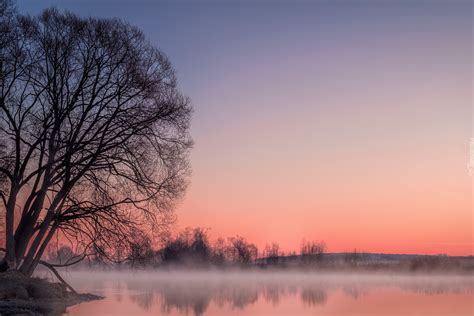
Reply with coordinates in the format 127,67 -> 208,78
255,252 -> 474,273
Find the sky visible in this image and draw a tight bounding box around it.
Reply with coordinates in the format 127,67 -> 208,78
18,0 -> 473,256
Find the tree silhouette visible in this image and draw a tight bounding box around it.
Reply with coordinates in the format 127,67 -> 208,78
263,242 -> 281,265
300,240 -> 326,264
0,4 -> 192,274
228,236 -> 258,265
162,228 -> 212,265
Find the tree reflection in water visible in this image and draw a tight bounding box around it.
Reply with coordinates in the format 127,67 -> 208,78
63,271 -> 473,316
112,273 -> 472,316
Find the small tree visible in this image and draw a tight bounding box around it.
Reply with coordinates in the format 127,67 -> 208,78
47,245 -> 75,264
189,228 -> 211,263
300,240 -> 327,264
228,236 -> 258,265
161,227 -> 212,265
127,233 -> 154,268
263,242 -> 281,265
212,237 -> 228,265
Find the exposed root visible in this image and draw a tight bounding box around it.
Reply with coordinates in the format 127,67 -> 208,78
38,260 -> 78,294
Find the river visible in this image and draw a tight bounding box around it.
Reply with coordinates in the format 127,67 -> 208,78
59,270 -> 473,315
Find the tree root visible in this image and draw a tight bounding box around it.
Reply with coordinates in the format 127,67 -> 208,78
38,260 -> 77,294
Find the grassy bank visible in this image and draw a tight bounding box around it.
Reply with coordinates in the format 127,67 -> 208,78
0,271 -> 101,315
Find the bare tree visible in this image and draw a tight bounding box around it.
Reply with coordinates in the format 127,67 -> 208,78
127,231 -> 154,268
0,5 -> 192,275
227,236 -> 258,265
300,240 -> 326,264
161,227 -> 212,265
46,245 -> 75,265
263,242 -> 281,265
211,237 -> 228,265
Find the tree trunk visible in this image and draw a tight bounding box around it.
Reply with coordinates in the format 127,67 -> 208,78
18,192 -> 61,274
0,257 -> 8,272
5,186 -> 19,270
14,206 -> 46,265
18,216 -> 54,274
26,224 -> 58,276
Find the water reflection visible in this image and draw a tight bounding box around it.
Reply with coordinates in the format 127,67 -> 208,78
122,276 -> 334,314
300,287 -> 327,306
66,271 -> 474,316
129,292 -> 154,311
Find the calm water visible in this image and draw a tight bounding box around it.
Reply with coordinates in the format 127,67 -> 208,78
61,271 -> 473,316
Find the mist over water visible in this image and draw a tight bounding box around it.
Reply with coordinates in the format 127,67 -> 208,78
59,271 -> 473,315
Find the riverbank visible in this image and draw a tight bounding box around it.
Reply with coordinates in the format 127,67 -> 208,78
0,271 -> 102,315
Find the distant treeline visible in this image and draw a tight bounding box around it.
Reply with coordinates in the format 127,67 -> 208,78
44,227 -> 473,273
45,227 -> 326,268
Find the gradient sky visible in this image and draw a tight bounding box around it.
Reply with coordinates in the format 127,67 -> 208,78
18,0 -> 473,255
